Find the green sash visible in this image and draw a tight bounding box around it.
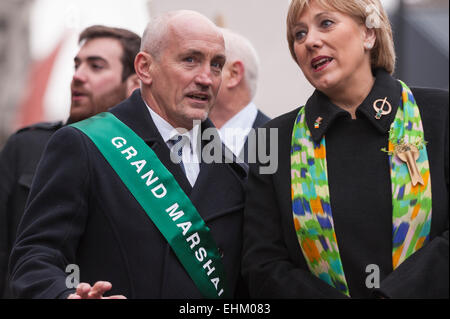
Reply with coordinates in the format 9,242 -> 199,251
71,112 -> 229,299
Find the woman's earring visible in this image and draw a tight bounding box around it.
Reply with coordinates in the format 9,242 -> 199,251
365,43 -> 373,50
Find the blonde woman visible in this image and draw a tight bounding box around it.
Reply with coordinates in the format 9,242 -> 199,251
242,0 -> 448,298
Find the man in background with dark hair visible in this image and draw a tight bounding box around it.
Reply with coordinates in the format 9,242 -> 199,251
0,25 -> 141,298
69,25 -> 141,123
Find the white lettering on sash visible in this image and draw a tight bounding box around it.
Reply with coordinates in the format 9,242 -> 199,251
151,183 -> 167,198
112,137 -> 127,148
166,203 -> 185,221
195,247 -> 207,262
141,169 -> 159,186
186,232 -> 200,249
211,277 -> 220,289
110,136 -> 223,297
167,202 -> 224,296
203,259 -> 216,276
177,221 -> 192,236
131,160 -> 147,173
121,146 -> 138,160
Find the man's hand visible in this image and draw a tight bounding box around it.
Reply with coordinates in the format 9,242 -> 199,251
67,281 -> 127,299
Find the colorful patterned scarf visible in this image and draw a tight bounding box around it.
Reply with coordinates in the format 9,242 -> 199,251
290,81 -> 432,296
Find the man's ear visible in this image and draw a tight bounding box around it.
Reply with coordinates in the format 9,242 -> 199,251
226,61 -> 245,89
125,74 -> 140,97
134,52 -> 153,85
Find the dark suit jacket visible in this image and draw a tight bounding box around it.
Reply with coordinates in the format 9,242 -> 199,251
0,121 -> 63,298
242,84 -> 448,299
240,110 -> 271,164
9,89 -> 247,299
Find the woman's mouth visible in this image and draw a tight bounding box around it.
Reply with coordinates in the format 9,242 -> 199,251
311,56 -> 334,72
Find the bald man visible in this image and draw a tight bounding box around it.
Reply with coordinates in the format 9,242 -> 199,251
9,11 -> 247,299
210,28 -> 270,162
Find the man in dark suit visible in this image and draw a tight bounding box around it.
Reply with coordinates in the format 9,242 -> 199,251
0,25 -> 140,298
9,10 -> 247,299
209,28 -> 270,163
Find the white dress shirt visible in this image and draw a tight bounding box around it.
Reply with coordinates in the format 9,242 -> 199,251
218,102 -> 258,157
145,104 -> 201,187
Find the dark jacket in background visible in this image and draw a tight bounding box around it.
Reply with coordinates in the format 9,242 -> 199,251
0,121 -> 63,298
240,110 -> 271,164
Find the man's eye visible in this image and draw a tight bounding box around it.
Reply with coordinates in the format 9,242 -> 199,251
211,62 -> 223,70
184,57 -> 195,63
91,64 -> 104,70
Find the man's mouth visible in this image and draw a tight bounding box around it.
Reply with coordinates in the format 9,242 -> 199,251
186,93 -> 210,102
311,56 -> 334,71
72,90 -> 89,100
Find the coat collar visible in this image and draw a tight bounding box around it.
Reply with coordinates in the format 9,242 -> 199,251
305,68 -> 402,143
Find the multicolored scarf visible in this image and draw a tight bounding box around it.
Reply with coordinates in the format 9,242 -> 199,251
290,81 -> 432,296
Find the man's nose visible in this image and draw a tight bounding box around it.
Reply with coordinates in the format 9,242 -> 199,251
194,65 -> 214,88
72,65 -> 88,83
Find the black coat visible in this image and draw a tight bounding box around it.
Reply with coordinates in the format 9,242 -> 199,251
9,89 -> 247,299
240,110 -> 271,164
242,71 -> 449,299
0,121 -> 63,298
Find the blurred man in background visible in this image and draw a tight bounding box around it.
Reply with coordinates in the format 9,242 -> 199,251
209,28 -> 270,162
0,25 -> 141,298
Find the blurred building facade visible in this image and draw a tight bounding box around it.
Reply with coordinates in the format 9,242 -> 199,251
392,0 -> 449,89
0,0 -> 448,148
0,0 -> 33,147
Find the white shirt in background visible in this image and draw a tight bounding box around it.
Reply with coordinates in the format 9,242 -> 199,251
218,102 -> 258,157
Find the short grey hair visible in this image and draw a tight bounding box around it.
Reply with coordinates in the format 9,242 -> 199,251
140,12 -> 177,59
220,28 -> 260,99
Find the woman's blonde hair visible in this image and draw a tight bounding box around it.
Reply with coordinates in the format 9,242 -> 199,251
286,0 -> 396,74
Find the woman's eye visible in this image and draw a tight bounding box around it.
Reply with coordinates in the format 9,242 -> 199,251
321,19 -> 334,28
295,30 -> 307,41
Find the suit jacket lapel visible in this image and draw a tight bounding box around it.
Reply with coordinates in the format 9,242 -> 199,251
240,110 -> 271,163
190,119 -> 247,221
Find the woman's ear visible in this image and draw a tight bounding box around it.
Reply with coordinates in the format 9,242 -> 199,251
134,52 -> 153,85
364,27 -> 377,50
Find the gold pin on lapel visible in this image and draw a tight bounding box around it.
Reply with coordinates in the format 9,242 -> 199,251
314,117 -> 323,129
373,97 -> 392,120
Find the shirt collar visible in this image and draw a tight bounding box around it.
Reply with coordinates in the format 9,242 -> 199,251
145,102 -> 199,145
219,102 -> 258,155
220,101 -> 258,132
305,68 -> 402,143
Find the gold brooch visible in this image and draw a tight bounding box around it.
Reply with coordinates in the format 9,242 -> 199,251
382,134 -> 427,186
373,97 -> 392,120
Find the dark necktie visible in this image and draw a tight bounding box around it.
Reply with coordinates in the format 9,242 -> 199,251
168,135 -> 186,174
